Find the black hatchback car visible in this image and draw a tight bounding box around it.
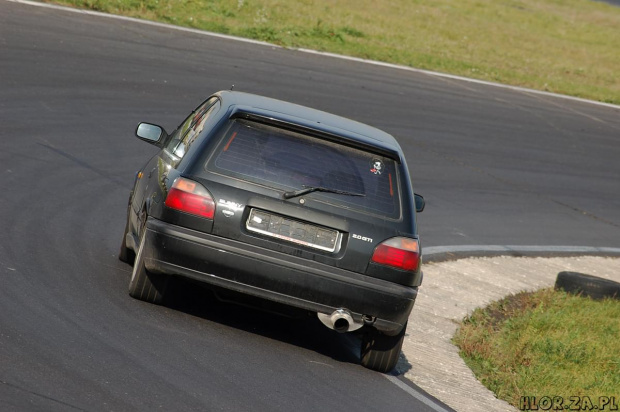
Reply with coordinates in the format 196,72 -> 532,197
120,91 -> 424,373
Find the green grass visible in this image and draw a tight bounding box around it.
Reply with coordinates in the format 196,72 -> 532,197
453,289 -> 620,408
45,0 -> 620,104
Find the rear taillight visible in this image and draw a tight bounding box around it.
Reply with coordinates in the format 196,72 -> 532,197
371,237 -> 420,271
165,177 -> 215,219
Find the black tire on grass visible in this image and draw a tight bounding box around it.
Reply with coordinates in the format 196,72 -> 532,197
555,271 -> 620,300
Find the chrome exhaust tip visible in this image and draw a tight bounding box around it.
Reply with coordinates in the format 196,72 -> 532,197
317,309 -> 364,333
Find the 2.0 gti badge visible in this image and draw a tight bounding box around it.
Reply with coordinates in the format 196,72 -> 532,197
218,199 -> 244,218
218,199 -> 244,210
352,234 -> 373,243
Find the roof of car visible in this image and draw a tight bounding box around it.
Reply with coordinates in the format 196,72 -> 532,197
214,91 -> 403,158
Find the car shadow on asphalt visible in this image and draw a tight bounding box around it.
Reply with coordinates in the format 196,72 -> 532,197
162,277 -> 364,368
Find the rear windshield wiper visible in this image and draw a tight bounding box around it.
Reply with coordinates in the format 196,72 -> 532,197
283,185 -> 366,200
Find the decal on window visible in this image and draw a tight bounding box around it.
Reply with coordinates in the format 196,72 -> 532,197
370,159 -> 384,175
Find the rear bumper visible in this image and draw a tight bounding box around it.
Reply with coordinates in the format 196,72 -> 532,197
142,217 -> 417,333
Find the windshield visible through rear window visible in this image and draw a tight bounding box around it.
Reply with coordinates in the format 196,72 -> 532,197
206,119 -> 400,217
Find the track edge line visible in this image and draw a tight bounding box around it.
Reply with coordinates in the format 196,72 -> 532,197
423,245 -> 620,263
7,0 -> 620,111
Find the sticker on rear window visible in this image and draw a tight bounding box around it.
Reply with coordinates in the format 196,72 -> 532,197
209,119 -> 400,217
370,159 -> 384,175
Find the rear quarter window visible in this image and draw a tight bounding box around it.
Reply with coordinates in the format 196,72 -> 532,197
206,119 -> 401,218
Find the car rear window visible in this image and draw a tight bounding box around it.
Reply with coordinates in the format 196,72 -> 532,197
206,119 -> 400,217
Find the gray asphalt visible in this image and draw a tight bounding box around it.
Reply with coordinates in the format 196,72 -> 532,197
1,1 -> 618,411
596,0 -> 620,7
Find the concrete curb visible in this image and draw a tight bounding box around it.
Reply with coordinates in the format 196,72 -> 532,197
399,254 -> 620,412
423,245 -> 620,263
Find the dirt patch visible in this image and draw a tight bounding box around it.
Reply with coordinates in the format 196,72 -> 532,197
476,290 -> 543,330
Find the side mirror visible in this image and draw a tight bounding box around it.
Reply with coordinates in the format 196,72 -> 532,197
136,123 -> 166,145
414,193 -> 425,213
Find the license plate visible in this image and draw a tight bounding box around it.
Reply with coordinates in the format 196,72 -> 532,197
246,209 -> 341,253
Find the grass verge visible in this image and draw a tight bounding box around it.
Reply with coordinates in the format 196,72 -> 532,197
453,288 -> 620,408
44,0 -> 620,104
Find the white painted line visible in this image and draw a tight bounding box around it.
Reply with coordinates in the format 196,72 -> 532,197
384,374 -> 454,412
7,0 -> 281,48
296,48 -> 620,111
425,245 -> 507,254
7,0 -> 620,111
599,247 -> 620,253
424,245 -> 620,257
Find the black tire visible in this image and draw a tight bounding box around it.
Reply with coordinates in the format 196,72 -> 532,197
118,219 -> 135,265
119,196 -> 136,265
360,323 -> 407,373
128,230 -> 168,304
555,271 -> 620,300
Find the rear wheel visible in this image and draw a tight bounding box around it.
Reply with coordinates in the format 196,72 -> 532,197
360,323 -> 407,373
118,219 -> 135,264
119,197 -> 136,265
128,229 -> 168,304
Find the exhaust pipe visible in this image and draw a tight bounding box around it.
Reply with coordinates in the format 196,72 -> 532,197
317,309 -> 364,333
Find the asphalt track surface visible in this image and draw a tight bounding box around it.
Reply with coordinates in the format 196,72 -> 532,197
1,1 -> 619,411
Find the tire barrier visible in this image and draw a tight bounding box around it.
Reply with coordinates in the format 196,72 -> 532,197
555,271 -> 620,300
